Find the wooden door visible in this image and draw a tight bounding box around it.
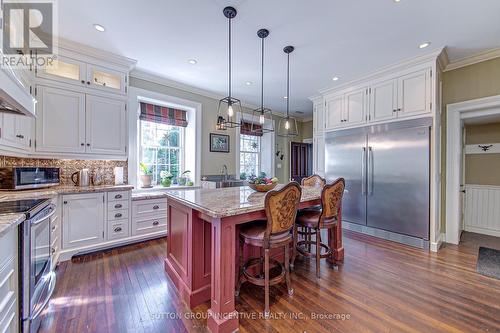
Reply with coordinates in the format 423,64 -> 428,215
290,142 -> 312,183
85,94 -> 126,155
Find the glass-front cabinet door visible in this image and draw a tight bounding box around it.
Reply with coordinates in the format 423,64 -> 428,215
36,55 -> 87,86
87,64 -> 127,94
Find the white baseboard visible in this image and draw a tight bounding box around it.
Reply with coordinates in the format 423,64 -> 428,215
58,231 -> 167,262
430,233 -> 445,252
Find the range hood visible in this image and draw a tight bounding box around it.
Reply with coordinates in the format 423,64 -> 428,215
0,61 -> 36,117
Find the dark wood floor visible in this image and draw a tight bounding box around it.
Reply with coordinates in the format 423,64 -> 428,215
39,231 -> 500,333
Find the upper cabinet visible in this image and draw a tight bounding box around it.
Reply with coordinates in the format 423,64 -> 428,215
37,56 -> 128,94
0,113 -> 33,150
312,100 -> 324,136
322,66 -> 433,132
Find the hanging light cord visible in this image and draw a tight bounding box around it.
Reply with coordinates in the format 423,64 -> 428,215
286,51 -> 290,118
260,36 -> 264,110
228,15 -> 232,101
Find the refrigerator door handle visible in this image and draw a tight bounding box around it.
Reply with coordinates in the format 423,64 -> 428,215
361,147 -> 366,195
368,146 -> 373,195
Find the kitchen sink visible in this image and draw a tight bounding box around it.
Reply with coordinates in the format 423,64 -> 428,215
214,179 -> 244,188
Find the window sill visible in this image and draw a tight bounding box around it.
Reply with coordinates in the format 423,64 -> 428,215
133,185 -> 199,193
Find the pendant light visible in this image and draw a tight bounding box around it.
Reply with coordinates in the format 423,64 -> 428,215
216,6 -> 242,130
278,46 -> 299,137
251,29 -> 274,134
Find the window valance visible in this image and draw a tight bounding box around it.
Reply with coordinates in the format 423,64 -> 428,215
139,102 -> 188,127
240,121 -> 263,137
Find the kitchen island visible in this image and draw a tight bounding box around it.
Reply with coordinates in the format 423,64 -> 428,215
164,185 -> 343,333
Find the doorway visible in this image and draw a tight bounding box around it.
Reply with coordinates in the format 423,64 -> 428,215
446,95 -> 500,244
290,142 -> 312,183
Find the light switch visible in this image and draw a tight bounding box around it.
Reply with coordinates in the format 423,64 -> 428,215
277,163 -> 282,169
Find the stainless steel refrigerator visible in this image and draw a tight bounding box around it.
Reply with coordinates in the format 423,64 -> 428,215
325,118 -> 431,248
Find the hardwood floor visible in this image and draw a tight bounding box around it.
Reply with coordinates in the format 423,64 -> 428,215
39,231 -> 500,333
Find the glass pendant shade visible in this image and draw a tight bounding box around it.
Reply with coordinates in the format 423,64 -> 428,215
216,6 -> 241,129
278,45 -> 299,137
251,28 -> 274,134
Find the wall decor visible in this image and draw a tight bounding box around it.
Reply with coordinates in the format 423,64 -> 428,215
210,133 -> 230,153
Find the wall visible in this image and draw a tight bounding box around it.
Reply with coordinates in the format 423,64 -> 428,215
441,56 -> 500,229
464,122 -> 500,186
0,156 -> 127,185
300,121 -> 313,140
130,77 -> 309,183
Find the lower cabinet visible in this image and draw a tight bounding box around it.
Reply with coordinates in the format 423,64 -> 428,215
131,199 -> 167,236
62,192 -> 105,249
0,228 -> 18,333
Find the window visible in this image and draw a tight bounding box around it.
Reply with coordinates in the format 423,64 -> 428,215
239,134 -> 260,178
139,121 -> 184,185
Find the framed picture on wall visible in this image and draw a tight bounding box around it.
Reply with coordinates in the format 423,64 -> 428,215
210,133 -> 230,153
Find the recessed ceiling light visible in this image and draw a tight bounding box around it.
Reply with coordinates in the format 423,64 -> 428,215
245,81 -> 253,86
419,42 -> 431,49
93,24 -> 105,32
188,59 -> 197,65
393,0 -> 401,3
283,96 -> 288,99
332,76 -> 340,81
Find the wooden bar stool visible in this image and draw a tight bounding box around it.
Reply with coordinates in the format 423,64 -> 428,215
292,178 -> 345,278
299,175 -> 326,251
236,182 -> 302,317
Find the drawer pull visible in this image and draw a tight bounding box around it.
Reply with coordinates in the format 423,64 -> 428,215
114,213 -> 122,218
153,205 -> 160,210
115,194 -> 122,199
152,221 -> 159,226
114,227 -> 122,232
114,204 -> 122,209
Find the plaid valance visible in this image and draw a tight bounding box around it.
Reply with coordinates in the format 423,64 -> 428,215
240,121 -> 263,137
139,102 -> 188,127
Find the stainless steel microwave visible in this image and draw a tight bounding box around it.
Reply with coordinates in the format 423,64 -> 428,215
0,167 -> 60,190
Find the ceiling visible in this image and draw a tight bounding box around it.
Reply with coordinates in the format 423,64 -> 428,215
57,0 -> 500,116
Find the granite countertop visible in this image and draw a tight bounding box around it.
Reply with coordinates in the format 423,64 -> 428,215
0,213 -> 25,237
164,185 -> 322,218
131,186 -> 201,201
0,184 -> 134,202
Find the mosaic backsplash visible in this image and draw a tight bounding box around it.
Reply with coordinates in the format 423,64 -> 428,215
0,156 -> 128,186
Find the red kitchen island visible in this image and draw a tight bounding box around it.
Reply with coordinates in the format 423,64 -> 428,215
164,185 -> 343,333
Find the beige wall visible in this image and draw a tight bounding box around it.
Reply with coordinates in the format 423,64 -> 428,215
130,77 -> 308,182
441,57 -> 500,229
464,122 -> 500,186
300,121 -> 313,139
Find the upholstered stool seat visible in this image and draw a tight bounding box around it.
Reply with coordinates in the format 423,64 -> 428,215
292,178 -> 345,278
236,182 -> 302,318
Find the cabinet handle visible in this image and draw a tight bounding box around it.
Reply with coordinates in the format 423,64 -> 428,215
393,109 -> 397,113
16,134 -> 24,139
153,205 -> 159,210
81,80 -> 85,84
63,201 -> 68,204
51,247 -> 56,254
114,204 -> 122,209
397,108 -> 402,112
115,194 -> 122,199
152,221 -> 159,226
87,81 -> 91,85
81,143 -> 84,146
86,143 -> 90,146
114,227 -> 122,232
52,225 -> 56,231
114,213 -> 122,218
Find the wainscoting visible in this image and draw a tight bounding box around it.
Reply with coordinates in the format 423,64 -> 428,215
465,184 -> 500,237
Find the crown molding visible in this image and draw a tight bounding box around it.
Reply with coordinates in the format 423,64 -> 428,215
57,38 -> 137,70
318,48 -> 445,96
444,47 -> 500,72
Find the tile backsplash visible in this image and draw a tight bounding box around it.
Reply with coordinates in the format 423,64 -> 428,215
0,156 -> 128,185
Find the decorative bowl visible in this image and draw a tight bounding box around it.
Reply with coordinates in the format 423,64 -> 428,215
248,182 -> 278,192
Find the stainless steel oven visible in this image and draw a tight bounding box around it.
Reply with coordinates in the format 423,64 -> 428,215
0,167 -> 60,190
18,199 -> 57,333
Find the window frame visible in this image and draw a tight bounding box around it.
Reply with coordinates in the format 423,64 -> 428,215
138,120 -> 186,186
239,133 -> 261,178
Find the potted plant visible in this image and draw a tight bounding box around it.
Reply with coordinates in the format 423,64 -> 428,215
139,162 -> 153,188
160,171 -> 174,187
178,170 -> 191,186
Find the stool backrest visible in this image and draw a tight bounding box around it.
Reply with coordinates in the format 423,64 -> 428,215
264,181 -> 302,240
301,174 -> 326,187
320,178 -> 345,227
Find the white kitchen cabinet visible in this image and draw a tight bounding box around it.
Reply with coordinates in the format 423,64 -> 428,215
313,100 -> 324,136
344,87 -> 368,125
36,55 -> 87,87
62,192 -> 105,249
0,228 -> 18,333
370,78 -> 398,122
0,114 -> 32,149
86,95 -> 126,155
131,199 -> 167,236
35,86 -> 86,153
87,64 -> 127,94
397,68 -> 431,117
313,135 -> 325,177
325,94 -> 343,130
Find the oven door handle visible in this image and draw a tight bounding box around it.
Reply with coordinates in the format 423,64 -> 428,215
30,270 -> 56,321
31,204 -> 56,226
